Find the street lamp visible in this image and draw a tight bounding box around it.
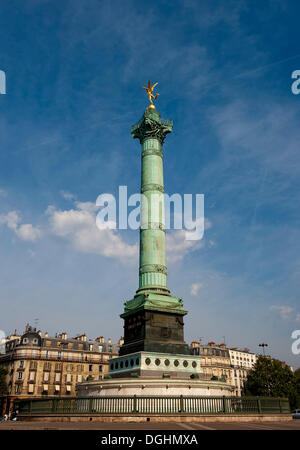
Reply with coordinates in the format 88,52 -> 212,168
259,343 -> 268,356
259,343 -> 270,397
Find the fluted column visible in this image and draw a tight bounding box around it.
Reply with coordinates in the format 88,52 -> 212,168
131,107 -> 173,295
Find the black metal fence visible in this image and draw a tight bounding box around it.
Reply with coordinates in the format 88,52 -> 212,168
17,395 -> 290,415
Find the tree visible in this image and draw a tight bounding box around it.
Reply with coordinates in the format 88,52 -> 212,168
0,367 -> 8,396
294,367 -> 300,408
244,356 -> 298,409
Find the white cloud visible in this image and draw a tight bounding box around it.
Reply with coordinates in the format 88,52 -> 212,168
16,224 -> 42,242
0,211 -> 42,242
60,190 -> 76,201
0,211 -> 20,231
190,282 -> 204,296
296,314 -> 300,322
47,199 -> 206,264
269,305 -> 293,320
166,229 -> 204,263
47,202 -> 138,263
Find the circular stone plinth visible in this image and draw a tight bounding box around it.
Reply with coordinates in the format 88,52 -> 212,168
76,378 -> 234,397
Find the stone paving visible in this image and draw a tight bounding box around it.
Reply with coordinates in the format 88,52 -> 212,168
0,420 -> 299,430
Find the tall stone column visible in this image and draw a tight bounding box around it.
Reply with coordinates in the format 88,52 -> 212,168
119,107 -> 189,357
133,108 -> 171,295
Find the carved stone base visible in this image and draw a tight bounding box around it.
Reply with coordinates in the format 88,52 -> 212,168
119,309 -> 190,356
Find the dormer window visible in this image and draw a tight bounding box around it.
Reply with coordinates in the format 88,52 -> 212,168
33,338 -> 38,344
23,338 -> 28,344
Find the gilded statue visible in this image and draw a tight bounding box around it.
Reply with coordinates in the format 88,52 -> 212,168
142,80 -> 159,108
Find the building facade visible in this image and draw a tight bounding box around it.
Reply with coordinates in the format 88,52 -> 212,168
190,342 -> 233,387
190,342 -> 257,396
228,347 -> 257,396
0,325 -> 120,413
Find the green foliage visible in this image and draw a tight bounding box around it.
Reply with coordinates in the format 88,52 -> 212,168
294,368 -> 300,408
0,367 -> 8,396
244,356 -> 299,408
86,375 -> 94,381
104,374 -> 112,379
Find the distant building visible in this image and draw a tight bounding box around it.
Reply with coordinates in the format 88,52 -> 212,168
190,342 -> 233,388
190,341 -> 258,396
228,348 -> 257,396
0,324 -> 121,414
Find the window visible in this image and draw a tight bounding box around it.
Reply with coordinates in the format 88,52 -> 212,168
33,338 -> 38,344
89,344 -> 93,351
77,375 -> 83,382
99,365 -> 103,372
42,385 -> 48,395
19,360 -> 25,368
43,372 -> 49,382
44,362 -> 51,371
46,340 -> 51,347
89,365 -> 93,372
15,385 -> 22,394
18,372 -> 23,380
57,351 -> 61,359
30,361 -> 37,369
55,373 -> 61,382
45,350 -> 49,359
98,345 -> 103,352
29,371 -> 35,381
66,373 -> 72,383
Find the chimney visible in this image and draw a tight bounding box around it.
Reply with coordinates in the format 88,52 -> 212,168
96,336 -> 105,344
208,341 -> 216,347
61,332 -> 67,340
81,334 -> 87,342
191,341 -> 200,348
107,338 -> 112,344
219,343 -> 227,348
44,332 -> 48,338
37,330 -> 42,336
118,337 -> 124,346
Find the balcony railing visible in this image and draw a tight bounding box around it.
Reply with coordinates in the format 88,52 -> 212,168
0,353 -> 110,364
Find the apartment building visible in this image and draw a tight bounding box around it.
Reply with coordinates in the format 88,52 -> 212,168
0,324 -> 121,413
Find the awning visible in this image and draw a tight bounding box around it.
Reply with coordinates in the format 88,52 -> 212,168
28,384 -> 34,393
66,385 -> 71,391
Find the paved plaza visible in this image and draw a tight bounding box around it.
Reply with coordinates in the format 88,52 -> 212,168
0,420 -> 299,430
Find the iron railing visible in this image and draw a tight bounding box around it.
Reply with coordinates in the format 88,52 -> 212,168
17,395 -> 290,416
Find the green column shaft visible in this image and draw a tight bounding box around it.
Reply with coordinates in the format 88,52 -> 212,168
138,137 -> 167,291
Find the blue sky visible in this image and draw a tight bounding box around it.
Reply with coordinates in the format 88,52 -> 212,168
0,0 -> 300,368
